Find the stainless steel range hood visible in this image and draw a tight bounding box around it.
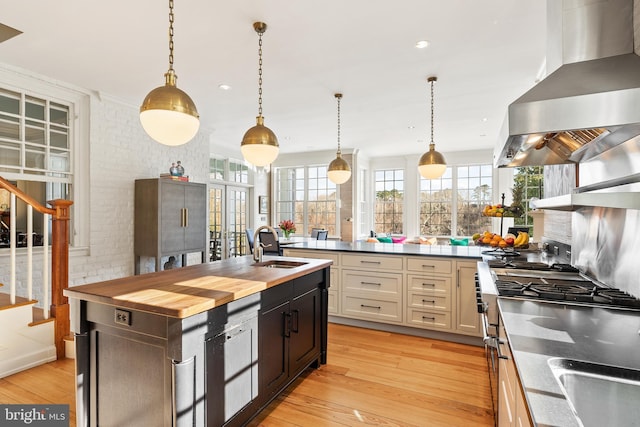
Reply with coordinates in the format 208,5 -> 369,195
495,0 -> 640,168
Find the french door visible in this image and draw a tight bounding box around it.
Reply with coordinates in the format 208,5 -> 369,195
209,184 -> 250,260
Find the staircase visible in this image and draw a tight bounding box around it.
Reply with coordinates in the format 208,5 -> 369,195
0,176 -> 73,378
0,291 -> 56,378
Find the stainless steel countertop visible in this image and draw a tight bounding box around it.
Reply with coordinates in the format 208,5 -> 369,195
498,298 -> 640,426
283,240 -> 484,258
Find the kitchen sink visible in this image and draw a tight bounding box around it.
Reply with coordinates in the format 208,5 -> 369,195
548,358 -> 640,427
253,260 -> 308,269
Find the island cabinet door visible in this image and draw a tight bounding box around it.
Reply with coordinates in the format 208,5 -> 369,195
259,282 -> 293,397
289,285 -> 321,374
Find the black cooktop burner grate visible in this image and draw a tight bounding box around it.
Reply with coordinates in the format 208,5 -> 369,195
493,274 -> 640,308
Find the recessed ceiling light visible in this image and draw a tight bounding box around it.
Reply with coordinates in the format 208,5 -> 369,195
482,117 -> 488,122
408,125 -> 416,130
415,40 -> 430,49
218,84 -> 232,91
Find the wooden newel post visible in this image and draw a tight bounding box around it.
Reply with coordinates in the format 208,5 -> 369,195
49,199 -> 73,359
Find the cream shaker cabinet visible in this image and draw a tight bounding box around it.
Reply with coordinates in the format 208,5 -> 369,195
455,260 -> 482,335
134,178 -> 207,274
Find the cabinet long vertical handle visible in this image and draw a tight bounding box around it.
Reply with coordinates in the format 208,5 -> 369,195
184,208 -> 188,228
291,309 -> 299,333
283,312 -> 291,337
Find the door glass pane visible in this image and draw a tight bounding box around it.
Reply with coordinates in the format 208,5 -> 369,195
209,187 -> 223,261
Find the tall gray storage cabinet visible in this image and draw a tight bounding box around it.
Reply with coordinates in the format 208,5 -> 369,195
134,178 -> 207,274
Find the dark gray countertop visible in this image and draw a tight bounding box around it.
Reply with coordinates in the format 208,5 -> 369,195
283,240 -> 484,259
498,298 -> 640,426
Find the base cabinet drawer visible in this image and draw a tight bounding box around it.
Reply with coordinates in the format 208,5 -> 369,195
341,295 -> 402,323
407,275 -> 451,294
406,257 -> 452,275
407,309 -> 451,330
407,292 -> 451,311
342,253 -> 403,271
342,270 -> 402,296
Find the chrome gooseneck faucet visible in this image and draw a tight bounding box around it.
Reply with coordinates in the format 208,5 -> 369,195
253,225 -> 279,262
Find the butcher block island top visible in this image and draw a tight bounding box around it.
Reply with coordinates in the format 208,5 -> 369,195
64,255 -> 332,318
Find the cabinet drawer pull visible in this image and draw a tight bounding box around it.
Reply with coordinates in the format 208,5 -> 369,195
421,264 -> 436,269
360,281 -> 381,286
421,299 -> 435,304
360,260 -> 381,264
422,282 -> 435,287
422,316 -> 436,321
360,304 -> 381,310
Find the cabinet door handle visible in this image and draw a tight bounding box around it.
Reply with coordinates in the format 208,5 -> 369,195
184,208 -> 188,228
360,304 -> 381,310
360,281 -> 381,286
283,312 -> 291,337
180,208 -> 186,227
291,309 -> 299,333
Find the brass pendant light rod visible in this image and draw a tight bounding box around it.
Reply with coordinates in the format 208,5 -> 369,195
335,93 -> 343,155
328,92 -> 351,184
418,76 -> 447,179
241,21 -> 279,167
139,0 -> 200,146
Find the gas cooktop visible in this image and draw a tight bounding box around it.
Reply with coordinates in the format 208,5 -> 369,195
493,274 -> 640,308
486,260 -> 640,309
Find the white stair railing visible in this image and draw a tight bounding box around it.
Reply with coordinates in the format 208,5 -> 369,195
6,193 -> 52,318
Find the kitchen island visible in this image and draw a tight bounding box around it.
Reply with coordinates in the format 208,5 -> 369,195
498,298 -> 640,426
283,241 -> 484,343
64,255 -> 332,427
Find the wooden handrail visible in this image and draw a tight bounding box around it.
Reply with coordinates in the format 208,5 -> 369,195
0,176 -> 73,359
0,176 -> 56,217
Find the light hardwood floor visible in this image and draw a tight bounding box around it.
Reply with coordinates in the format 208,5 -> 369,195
0,323 -> 494,426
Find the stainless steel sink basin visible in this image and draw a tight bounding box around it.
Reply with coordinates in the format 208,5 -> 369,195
548,358 -> 640,427
253,260 -> 308,269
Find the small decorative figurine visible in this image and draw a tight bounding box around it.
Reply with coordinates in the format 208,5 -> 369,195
170,163 -> 179,176
176,161 -> 185,177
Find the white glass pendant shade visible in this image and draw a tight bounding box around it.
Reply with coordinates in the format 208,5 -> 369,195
241,116 -> 279,166
327,153 -> 351,184
140,71 -> 200,146
418,143 -> 447,179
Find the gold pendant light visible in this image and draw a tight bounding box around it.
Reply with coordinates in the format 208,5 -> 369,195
328,93 -> 351,184
418,76 -> 447,179
140,0 -> 200,146
241,22 -> 279,167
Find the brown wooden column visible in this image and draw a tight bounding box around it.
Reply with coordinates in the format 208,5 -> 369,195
49,199 -> 73,359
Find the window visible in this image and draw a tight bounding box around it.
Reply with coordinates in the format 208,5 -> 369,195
419,167 -> 452,235
512,166 -> 543,234
456,165 -> 492,235
0,88 -> 71,179
420,164 -> 493,236
374,169 -> 404,234
274,166 -> 337,235
0,82 -> 79,247
210,157 -> 249,184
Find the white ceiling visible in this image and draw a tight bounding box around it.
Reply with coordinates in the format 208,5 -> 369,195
0,0 -> 547,159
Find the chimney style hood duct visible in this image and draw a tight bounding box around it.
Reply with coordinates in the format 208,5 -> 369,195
495,0 -> 640,168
